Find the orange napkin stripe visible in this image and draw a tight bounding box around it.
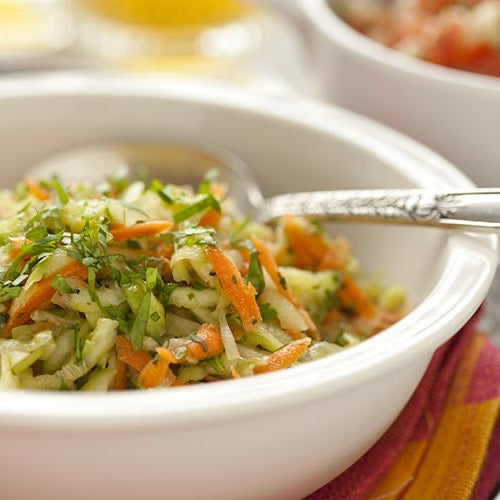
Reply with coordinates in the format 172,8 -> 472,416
446,333 -> 487,407
309,313 -> 500,500
370,331 -> 499,500
403,399 -> 499,499
368,440 -> 428,500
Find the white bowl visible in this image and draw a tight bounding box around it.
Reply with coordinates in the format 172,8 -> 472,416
301,0 -> 500,187
0,75 -> 496,500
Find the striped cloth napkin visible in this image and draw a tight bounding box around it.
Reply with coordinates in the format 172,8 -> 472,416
309,311 -> 500,500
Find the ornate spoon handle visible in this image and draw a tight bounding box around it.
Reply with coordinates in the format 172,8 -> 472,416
257,189 -> 500,230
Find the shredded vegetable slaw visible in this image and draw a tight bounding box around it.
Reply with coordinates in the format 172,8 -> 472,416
0,171 -> 405,391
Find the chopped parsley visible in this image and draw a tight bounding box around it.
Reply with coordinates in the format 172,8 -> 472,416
51,178 -> 69,206
51,275 -> 75,294
0,285 -> 22,303
173,194 -> 221,224
74,330 -> 84,364
245,251 -> 265,295
129,291 -> 152,351
197,168 -> 219,195
150,179 -> 174,205
188,333 -> 208,352
259,303 -> 278,321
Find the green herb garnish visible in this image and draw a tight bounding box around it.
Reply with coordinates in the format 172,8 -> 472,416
74,330 -> 84,364
173,195 -> 221,224
129,292 -> 152,351
259,303 -> 278,321
129,268 -> 158,350
51,178 -> 69,206
188,333 -> 208,352
150,179 -> 174,205
198,168 -> 219,195
0,285 -> 22,303
51,275 -> 75,294
246,251 -> 265,295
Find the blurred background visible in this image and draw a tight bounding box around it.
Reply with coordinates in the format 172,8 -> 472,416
0,0 -> 311,94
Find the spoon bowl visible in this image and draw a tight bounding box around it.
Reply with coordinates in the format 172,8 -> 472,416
27,140 -> 264,214
27,140 -> 500,231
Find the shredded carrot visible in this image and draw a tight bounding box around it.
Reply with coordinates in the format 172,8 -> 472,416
237,247 -> 252,277
2,261 -> 88,337
254,338 -> 311,374
139,347 -> 176,389
199,209 -> 221,228
8,237 -> 33,263
318,238 -> 350,271
284,216 -> 349,271
8,236 -> 27,260
237,246 -> 251,263
211,181 -> 227,199
8,247 -> 22,260
338,275 -> 378,319
285,328 -> 307,340
156,347 -> 175,363
251,236 -> 296,306
323,309 -> 343,325
186,323 -> 224,360
111,220 -> 173,242
230,365 -> 241,379
114,359 -> 128,390
157,243 -> 174,259
25,177 -> 50,201
231,324 -> 246,341
318,247 -> 345,271
284,216 -> 329,269
205,247 -> 261,331
251,235 -> 317,336
115,335 -> 153,372
240,262 -> 250,278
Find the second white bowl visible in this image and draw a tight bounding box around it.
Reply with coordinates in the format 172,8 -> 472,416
301,0 -> 500,187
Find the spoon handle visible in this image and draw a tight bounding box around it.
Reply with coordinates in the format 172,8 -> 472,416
257,189 -> 500,230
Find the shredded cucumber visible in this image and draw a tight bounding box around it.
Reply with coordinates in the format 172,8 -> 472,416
122,281 -> 165,339
378,285 -> 406,312
81,367 -> 117,391
24,249 -> 74,290
163,312 -> 200,337
22,318 -> 118,389
0,354 -> 20,390
42,329 -> 76,374
169,287 -> 219,309
279,267 -> 342,323
176,364 -> 208,384
0,331 -> 54,377
259,288 -> 308,332
245,324 -> 284,353
60,199 -> 108,233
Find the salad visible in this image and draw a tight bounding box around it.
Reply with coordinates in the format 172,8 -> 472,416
0,172 -> 405,391
335,0 -> 500,77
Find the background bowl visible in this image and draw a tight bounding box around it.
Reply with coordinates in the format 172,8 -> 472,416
301,0 -> 500,187
0,75 -> 496,500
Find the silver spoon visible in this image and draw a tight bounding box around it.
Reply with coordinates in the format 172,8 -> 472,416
26,141 -> 500,231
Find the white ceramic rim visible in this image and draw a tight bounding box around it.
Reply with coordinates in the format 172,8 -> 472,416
301,0 -> 500,92
0,74 -> 496,430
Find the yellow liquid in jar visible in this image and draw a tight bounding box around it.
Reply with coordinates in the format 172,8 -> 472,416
78,0 -> 249,29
